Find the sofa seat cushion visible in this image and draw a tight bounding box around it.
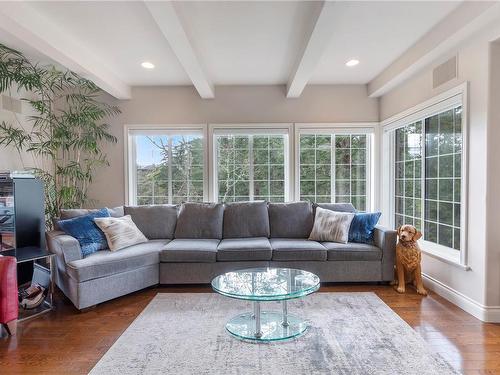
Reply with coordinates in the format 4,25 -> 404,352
66,240 -> 169,282
270,238 -> 327,261
322,242 -> 382,261
161,239 -> 220,263
217,237 -> 272,261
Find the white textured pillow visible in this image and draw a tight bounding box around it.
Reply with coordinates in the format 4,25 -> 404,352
94,215 -> 147,251
309,207 -> 355,243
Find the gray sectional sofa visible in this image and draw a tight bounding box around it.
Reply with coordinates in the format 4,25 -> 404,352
46,201 -> 397,310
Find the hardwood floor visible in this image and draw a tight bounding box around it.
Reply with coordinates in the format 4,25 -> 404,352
1,285 -> 499,375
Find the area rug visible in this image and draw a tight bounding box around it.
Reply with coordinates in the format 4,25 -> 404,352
89,292 -> 460,375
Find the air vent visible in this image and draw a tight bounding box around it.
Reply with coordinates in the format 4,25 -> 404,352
0,95 -> 23,114
433,56 -> 457,89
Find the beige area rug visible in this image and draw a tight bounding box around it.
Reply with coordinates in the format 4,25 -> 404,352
89,292 -> 460,375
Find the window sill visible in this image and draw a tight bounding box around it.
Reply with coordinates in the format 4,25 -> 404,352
420,241 -> 470,271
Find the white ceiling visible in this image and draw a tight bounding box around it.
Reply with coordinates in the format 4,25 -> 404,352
0,1 -> 466,97
309,1 -> 461,84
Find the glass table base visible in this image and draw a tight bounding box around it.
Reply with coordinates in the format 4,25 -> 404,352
226,311 -> 308,342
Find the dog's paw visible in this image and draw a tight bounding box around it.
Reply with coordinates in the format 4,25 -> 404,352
396,286 -> 405,294
417,288 -> 428,296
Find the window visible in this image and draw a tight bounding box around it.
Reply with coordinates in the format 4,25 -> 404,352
394,106 -> 463,251
395,122 -> 423,231
299,133 -> 370,211
215,133 -> 288,202
128,130 -> 205,205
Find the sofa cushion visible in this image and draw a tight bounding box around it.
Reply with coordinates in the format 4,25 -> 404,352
322,242 -> 382,261
270,238 -> 327,261
161,239 -> 220,263
174,203 -> 224,239
223,201 -> 270,238
314,203 -> 356,213
124,205 -> 178,240
217,237 -> 272,261
268,202 -> 314,238
66,240 -> 169,282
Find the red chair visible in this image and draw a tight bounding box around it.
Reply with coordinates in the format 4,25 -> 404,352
0,256 -> 18,335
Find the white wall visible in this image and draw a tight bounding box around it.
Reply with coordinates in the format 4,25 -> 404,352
87,84 -> 378,208
380,25 -> 500,321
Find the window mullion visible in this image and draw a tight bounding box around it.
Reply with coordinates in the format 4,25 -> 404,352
167,137 -> 173,205
331,134 -> 336,203
421,121 -> 426,234
249,136 -> 254,201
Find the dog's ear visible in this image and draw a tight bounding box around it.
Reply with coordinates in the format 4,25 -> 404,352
397,226 -> 402,236
413,230 -> 422,241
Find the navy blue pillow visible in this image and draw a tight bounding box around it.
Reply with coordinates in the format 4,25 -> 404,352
348,212 -> 382,244
58,208 -> 110,257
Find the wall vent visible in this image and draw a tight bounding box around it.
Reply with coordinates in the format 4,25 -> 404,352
0,95 -> 23,114
433,56 -> 457,89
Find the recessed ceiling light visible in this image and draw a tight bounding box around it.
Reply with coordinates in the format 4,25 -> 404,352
141,61 -> 155,69
345,59 -> 360,67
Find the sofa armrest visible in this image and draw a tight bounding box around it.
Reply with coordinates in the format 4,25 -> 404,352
373,225 -> 397,281
46,231 -> 82,264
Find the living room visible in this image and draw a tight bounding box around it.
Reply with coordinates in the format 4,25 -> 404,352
0,1 -> 499,374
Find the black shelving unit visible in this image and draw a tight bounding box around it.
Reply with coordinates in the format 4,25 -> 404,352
0,175 -> 52,320
0,176 -> 45,285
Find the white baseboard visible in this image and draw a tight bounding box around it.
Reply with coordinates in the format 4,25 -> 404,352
423,273 -> 500,323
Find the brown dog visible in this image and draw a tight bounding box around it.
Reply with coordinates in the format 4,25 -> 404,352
393,224 -> 427,296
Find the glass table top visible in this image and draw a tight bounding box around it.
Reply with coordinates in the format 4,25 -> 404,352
211,267 -> 320,301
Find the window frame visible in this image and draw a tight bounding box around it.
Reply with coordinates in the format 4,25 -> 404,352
124,124 -> 209,205
209,123 -> 293,202
294,123 -> 377,211
381,83 -> 469,267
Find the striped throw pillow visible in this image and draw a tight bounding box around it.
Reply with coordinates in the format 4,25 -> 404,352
309,207 -> 355,244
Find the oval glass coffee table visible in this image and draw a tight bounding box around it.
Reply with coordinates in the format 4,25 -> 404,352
211,267 -> 320,342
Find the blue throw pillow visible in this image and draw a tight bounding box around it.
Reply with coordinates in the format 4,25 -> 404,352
348,212 -> 382,244
58,208 -> 110,257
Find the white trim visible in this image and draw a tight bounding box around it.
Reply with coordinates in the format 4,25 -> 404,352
423,273 -> 500,323
421,241 -> 470,270
124,124 -> 208,205
381,83 -> 469,267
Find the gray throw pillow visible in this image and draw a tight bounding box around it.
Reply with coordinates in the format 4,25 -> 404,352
309,207 -> 355,243
124,205 -> 178,240
223,201 -> 270,238
175,202 -> 224,239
